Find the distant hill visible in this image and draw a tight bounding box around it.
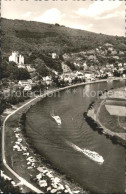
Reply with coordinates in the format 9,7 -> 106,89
1,18 -> 126,56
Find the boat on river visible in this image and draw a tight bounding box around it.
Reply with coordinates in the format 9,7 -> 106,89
51,111 -> 62,126
66,140 -> 104,165
83,149 -> 104,164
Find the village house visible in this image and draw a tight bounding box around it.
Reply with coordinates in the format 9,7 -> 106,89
62,53 -> 70,60
83,62 -> 88,71
108,47 -> 114,52
26,65 -> 36,73
123,63 -> 126,68
74,62 -> 81,68
52,53 -> 58,59
88,55 -> 97,60
118,63 -> 123,67
18,79 -> 32,87
64,76 -> 72,83
23,85 -> 32,91
111,50 -> 117,55
43,76 -> 52,86
62,62 -> 71,73
118,67 -> 124,74
107,72 -> 113,77
84,72 -> 95,80
86,50 -> 95,55
113,56 -> 119,60
104,43 -> 113,48
110,64 -> 114,68
119,51 -> 124,55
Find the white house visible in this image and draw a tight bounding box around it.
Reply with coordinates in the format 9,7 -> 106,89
18,79 -> 32,87
52,53 -> 57,59
26,65 -> 36,73
83,62 -> 88,71
23,85 -> 32,91
43,76 -> 52,85
84,72 -> 94,80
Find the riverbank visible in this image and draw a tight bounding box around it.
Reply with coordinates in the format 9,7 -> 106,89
2,89 -> 87,193
86,87 -> 126,146
2,78 -> 126,193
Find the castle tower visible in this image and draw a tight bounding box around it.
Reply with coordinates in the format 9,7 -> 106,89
9,51 -> 18,64
19,55 -> 24,64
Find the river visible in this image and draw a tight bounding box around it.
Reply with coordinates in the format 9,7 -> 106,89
25,80 -> 126,193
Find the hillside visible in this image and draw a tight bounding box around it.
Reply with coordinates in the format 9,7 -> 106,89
1,18 -> 126,56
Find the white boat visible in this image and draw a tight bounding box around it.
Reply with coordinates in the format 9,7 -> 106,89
83,149 -> 104,164
51,111 -> 62,125
65,140 -> 104,165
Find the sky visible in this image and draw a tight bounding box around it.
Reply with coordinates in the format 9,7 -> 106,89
1,0 -> 125,36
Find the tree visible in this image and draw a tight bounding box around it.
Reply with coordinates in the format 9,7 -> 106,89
55,23 -> 60,26
1,177 -> 21,193
1,61 -> 30,80
107,57 -> 116,64
1,61 -> 18,79
32,84 -> 45,92
113,70 -> 120,77
123,70 -> 126,74
36,65 -> 49,77
17,68 -> 30,80
65,61 -> 76,71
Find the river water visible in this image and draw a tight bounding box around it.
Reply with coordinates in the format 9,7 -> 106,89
25,80 -> 126,193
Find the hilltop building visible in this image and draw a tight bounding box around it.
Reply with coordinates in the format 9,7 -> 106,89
9,51 -> 24,65
83,62 -> 88,71
52,53 -> 58,59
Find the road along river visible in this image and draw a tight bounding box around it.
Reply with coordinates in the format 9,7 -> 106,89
25,79 -> 126,193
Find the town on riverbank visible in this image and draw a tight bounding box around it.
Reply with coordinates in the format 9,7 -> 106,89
1,44 -> 126,115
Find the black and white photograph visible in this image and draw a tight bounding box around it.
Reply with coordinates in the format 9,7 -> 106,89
1,0 -> 126,193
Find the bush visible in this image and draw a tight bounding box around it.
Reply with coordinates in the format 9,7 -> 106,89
55,23 -> 60,26
1,177 -> 21,193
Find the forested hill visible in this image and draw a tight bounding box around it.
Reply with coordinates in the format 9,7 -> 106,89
1,18 -> 126,56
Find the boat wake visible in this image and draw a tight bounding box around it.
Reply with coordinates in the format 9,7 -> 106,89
65,140 -> 104,165
50,111 -> 104,164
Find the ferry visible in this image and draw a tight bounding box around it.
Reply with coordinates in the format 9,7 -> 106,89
51,111 -> 62,126
83,149 -> 104,164
65,140 -> 104,165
